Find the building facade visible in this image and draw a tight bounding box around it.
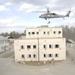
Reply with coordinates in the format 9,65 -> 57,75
14,26 -> 66,62
66,39 -> 75,47
26,26 -> 63,38
0,36 -> 10,53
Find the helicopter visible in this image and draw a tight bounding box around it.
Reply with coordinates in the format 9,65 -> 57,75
39,8 -> 71,20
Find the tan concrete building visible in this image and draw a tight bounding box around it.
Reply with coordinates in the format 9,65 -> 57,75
26,26 -> 63,38
14,26 -> 66,62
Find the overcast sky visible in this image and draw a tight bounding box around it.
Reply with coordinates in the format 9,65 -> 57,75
0,0 -> 75,33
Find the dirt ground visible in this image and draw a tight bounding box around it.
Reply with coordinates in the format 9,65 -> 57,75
0,47 -> 75,75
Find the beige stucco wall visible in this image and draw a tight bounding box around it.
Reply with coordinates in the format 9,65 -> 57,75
39,38 -> 66,61
14,38 -> 66,62
26,27 -> 63,38
14,39 -> 38,62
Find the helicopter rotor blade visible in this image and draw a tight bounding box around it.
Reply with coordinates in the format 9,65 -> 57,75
46,7 -> 50,13
32,11 -> 46,13
32,7 -> 50,13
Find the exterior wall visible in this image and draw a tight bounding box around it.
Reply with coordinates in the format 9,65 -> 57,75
14,38 -> 66,62
39,38 -> 66,61
0,41 -> 10,53
67,43 -> 75,47
26,27 -> 63,38
14,39 -> 38,62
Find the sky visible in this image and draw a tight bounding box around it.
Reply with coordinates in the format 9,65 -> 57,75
0,0 -> 75,33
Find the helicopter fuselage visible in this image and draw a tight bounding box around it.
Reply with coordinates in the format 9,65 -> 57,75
39,11 -> 71,20
39,13 -> 66,20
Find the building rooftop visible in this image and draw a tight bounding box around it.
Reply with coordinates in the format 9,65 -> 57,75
66,39 -> 75,44
26,25 -> 62,29
18,36 -> 26,39
0,36 -> 8,41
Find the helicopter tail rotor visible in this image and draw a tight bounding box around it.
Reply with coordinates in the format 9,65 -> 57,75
66,11 -> 71,17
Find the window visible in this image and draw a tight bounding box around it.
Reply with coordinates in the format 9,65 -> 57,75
55,54 -> 58,57
47,31 -> 49,35
55,44 -> 59,48
33,45 -> 36,49
21,45 -> 24,49
53,31 -> 56,34
43,31 -> 46,34
49,45 -> 52,48
49,54 -> 52,57
28,32 -> 30,34
32,32 -> 35,34
29,54 -> 31,58
37,32 -> 39,34
33,54 -> 36,58
44,54 -> 46,57
22,54 -> 24,58
58,31 -> 61,34
27,45 -> 31,49
43,45 -> 46,49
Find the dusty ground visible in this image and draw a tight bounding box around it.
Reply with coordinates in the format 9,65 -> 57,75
0,47 -> 75,75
